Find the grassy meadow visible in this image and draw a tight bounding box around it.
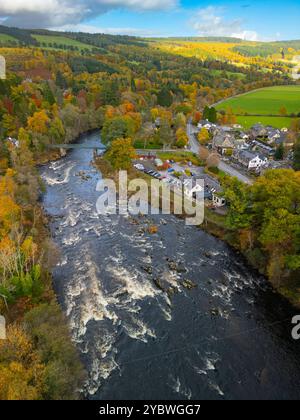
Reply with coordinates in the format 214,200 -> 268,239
236,115 -> 295,129
216,86 -> 300,115
32,34 -> 94,50
0,33 -> 18,43
216,85 -> 300,128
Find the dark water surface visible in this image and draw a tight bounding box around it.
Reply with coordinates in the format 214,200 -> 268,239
40,132 -> 300,400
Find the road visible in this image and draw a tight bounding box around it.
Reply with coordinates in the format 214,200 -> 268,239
187,121 -> 253,185
218,160 -> 252,184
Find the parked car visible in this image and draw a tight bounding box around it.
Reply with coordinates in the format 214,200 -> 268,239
134,164 -> 144,171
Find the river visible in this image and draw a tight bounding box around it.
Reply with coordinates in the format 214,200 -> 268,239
40,131 -> 300,400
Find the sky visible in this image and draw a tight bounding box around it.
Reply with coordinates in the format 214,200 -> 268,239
0,0 -> 299,41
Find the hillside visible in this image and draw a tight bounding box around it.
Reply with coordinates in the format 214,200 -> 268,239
1,25 -> 300,64
0,33 -> 18,44
150,38 -> 300,74
31,34 -> 95,51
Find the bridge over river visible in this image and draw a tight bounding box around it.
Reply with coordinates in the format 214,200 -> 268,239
48,143 -> 196,158
48,143 -> 106,157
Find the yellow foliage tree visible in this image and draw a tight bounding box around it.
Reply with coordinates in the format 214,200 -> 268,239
0,324 -> 45,400
27,110 -> 50,135
0,169 -> 20,238
198,128 -> 210,145
106,138 -> 137,170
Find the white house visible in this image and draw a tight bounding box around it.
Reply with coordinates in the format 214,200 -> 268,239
236,151 -> 268,171
197,120 -> 216,132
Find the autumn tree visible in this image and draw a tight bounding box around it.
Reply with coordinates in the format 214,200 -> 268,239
198,128 -> 210,145
27,110 -> 49,135
49,117 -> 65,144
157,87 -> 173,108
274,143 -> 284,160
206,153 -> 220,169
199,146 -> 209,162
0,324 -> 45,400
192,111 -> 202,125
175,112 -> 186,129
293,139 -> 300,171
106,138 -> 137,170
175,128 -> 188,148
222,177 -> 253,230
158,118 -> 173,148
279,106 -> 288,116
203,106 -> 217,123
100,80 -> 121,107
102,116 -> 136,145
223,170 -> 300,285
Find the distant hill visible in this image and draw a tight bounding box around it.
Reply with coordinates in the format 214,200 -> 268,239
0,25 -> 300,63
0,25 -> 299,52
0,25 -> 147,51
233,40 -> 300,58
147,36 -> 244,43
0,25 -> 37,45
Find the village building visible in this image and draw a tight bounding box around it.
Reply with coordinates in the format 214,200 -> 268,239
197,120 -> 217,133
249,123 -> 269,140
212,130 -> 236,155
251,140 -> 274,157
266,160 -> 292,170
234,139 -> 250,151
238,131 -> 250,140
235,150 -> 268,171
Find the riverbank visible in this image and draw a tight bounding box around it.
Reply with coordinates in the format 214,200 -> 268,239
195,203 -> 299,309
0,132 -> 92,400
203,210 -> 300,309
0,201 -> 86,400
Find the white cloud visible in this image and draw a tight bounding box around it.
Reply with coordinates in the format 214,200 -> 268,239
231,31 -> 258,42
191,6 -> 258,41
0,0 -> 178,28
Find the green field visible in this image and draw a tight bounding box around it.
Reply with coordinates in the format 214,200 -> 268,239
32,35 -> 94,50
236,115 -> 296,129
216,86 -> 300,116
0,34 -> 18,43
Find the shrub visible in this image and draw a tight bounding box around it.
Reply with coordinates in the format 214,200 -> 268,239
25,301 -> 86,400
